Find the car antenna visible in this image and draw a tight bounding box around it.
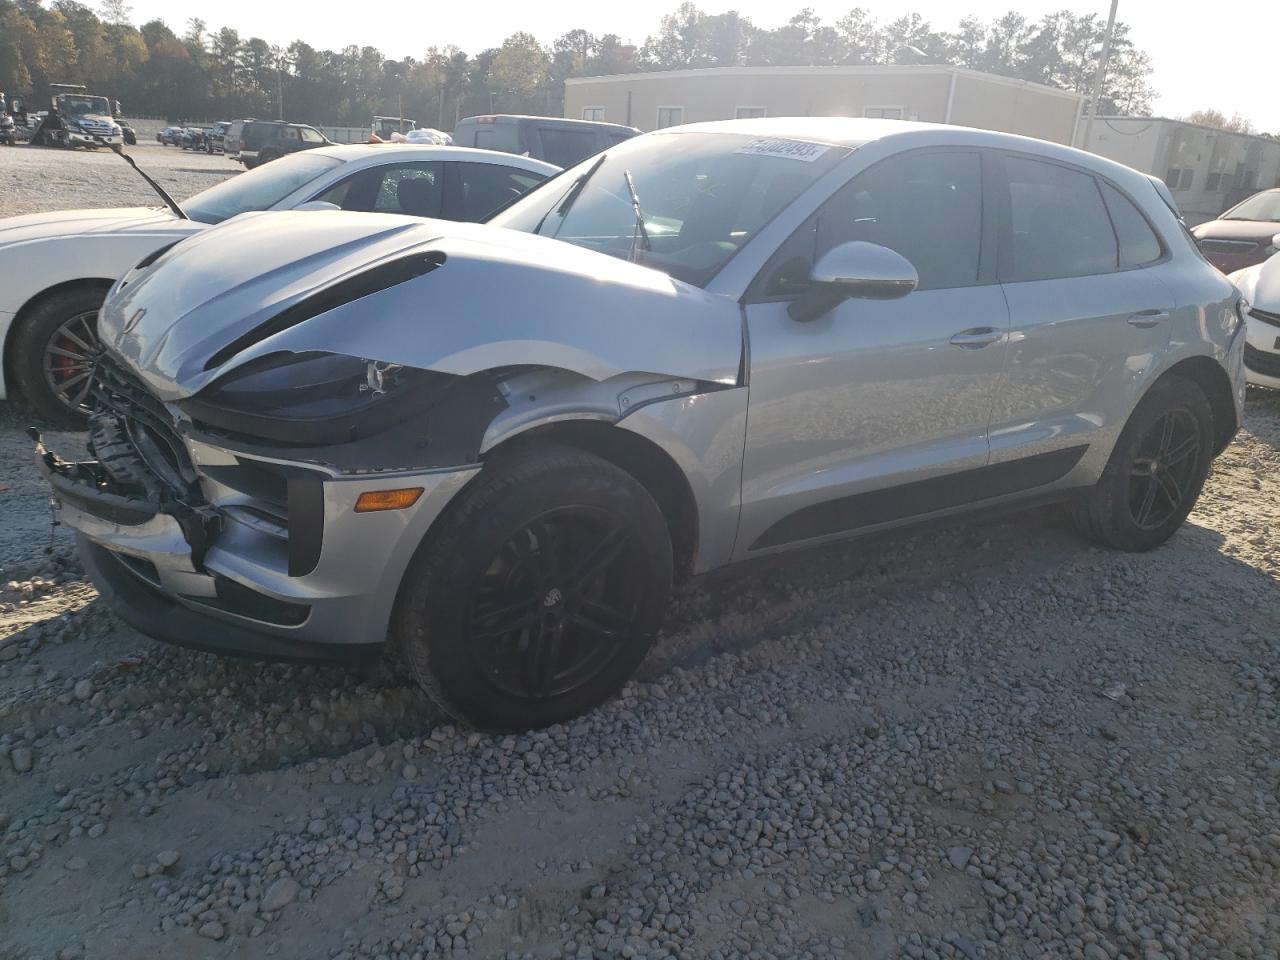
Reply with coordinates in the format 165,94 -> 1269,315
109,143 -> 189,220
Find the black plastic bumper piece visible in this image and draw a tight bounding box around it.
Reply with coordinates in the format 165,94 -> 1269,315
78,536 -> 383,665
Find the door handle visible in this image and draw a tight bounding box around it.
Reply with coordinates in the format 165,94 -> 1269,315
949,327 -> 1004,349
1126,309 -> 1170,328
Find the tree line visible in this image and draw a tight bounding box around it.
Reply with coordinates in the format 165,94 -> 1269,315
1,0 -> 1164,129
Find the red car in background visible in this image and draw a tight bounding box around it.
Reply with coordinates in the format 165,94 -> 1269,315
1192,188 -> 1280,273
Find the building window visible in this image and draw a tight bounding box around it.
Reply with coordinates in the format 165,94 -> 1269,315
1205,172 -> 1222,192
864,106 -> 905,120
1165,168 -> 1183,191
735,106 -> 766,119
656,106 -> 684,129
1180,169 -> 1195,190
581,107 -> 605,122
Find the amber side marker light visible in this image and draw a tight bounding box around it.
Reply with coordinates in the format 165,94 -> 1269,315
354,488 -> 424,513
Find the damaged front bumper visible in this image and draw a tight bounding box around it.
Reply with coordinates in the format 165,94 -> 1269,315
34,407 -> 479,663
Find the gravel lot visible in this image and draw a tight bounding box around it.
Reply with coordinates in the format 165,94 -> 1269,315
0,139 -> 238,218
2,143 -> 1278,960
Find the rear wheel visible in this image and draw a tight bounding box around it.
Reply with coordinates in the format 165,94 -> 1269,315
1073,376 -> 1213,551
11,287 -> 107,428
257,149 -> 280,165
394,445 -> 673,731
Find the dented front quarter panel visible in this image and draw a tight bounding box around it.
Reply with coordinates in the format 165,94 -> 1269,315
99,210 -> 744,401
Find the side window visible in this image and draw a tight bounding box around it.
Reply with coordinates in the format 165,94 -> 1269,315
300,126 -> 325,143
374,163 -> 443,217
756,150 -> 983,297
449,163 -> 547,221
317,163 -> 442,217
1004,156 -> 1118,282
1099,182 -> 1162,268
536,127 -> 599,168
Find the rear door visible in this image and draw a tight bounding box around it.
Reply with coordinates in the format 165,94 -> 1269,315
988,153 -> 1173,468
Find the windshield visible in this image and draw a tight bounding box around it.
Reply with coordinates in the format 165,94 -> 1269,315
491,132 -> 848,287
181,153 -> 344,224
60,96 -> 111,117
1223,191 -> 1280,223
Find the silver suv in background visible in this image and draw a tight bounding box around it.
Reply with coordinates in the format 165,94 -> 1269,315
452,114 -> 639,167
37,119 -> 1246,731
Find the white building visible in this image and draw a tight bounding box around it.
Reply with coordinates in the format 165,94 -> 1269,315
1081,116 -> 1280,225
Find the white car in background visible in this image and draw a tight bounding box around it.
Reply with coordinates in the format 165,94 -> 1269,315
0,145 -> 558,424
1229,242 -> 1280,389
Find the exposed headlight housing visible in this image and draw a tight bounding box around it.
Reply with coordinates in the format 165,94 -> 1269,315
178,351 -> 452,446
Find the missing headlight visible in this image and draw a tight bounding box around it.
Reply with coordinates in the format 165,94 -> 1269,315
179,351 -> 452,446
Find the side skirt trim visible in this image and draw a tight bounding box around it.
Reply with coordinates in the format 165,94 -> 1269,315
750,444 -> 1089,551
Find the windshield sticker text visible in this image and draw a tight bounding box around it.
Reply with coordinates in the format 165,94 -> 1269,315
735,138 -> 831,162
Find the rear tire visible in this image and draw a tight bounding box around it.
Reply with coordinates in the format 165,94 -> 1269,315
257,149 -> 280,165
10,287 -> 107,428
394,444 -> 673,732
1073,376 -> 1213,551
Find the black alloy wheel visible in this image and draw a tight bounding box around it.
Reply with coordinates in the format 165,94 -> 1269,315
396,445 -> 673,731
1127,408 -> 1201,531
465,508 -> 643,703
1073,375 -> 1214,551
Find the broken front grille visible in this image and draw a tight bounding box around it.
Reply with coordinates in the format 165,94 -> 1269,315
90,355 -> 200,499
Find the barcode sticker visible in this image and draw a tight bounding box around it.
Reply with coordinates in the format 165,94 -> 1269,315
735,138 -> 831,162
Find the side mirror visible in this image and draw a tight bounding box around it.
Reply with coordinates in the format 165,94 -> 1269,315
788,241 -> 919,322
293,200 -> 342,212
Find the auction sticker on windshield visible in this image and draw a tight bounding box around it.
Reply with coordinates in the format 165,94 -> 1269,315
735,138 -> 831,162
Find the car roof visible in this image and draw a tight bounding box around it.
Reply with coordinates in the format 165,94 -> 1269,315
457,114 -> 639,133
307,142 -> 562,175
666,117 -> 1157,192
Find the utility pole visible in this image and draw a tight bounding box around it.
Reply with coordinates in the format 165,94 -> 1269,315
1080,0 -> 1119,149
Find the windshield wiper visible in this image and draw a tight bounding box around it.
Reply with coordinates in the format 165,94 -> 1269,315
109,144 -> 188,220
623,170 -> 651,263
534,152 -> 607,236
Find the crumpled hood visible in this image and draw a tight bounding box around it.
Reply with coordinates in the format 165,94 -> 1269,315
100,210 -> 743,401
0,207 -> 185,247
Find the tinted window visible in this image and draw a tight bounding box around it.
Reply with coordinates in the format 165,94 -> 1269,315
537,127 -> 599,167
451,163 -> 546,221
317,162 -> 443,217
1005,156 -> 1117,282
1100,182 -> 1161,267
758,150 -> 982,296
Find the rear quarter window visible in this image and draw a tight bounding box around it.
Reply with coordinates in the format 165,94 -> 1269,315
1100,181 -> 1163,268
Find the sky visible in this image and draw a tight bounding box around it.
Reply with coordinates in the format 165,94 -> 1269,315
125,0 -> 1280,132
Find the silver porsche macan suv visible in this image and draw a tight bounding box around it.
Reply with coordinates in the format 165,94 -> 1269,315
36,119 -> 1247,730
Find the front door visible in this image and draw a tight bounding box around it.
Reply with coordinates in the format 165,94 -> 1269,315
736,149 -> 1010,556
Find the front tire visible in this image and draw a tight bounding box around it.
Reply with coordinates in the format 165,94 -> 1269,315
394,445 -> 673,731
1073,376 -> 1214,551
10,287 -> 107,428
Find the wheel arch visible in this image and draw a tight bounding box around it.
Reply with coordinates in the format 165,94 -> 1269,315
1152,355 -> 1238,455
486,418 -> 701,580
3,277 -> 114,400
